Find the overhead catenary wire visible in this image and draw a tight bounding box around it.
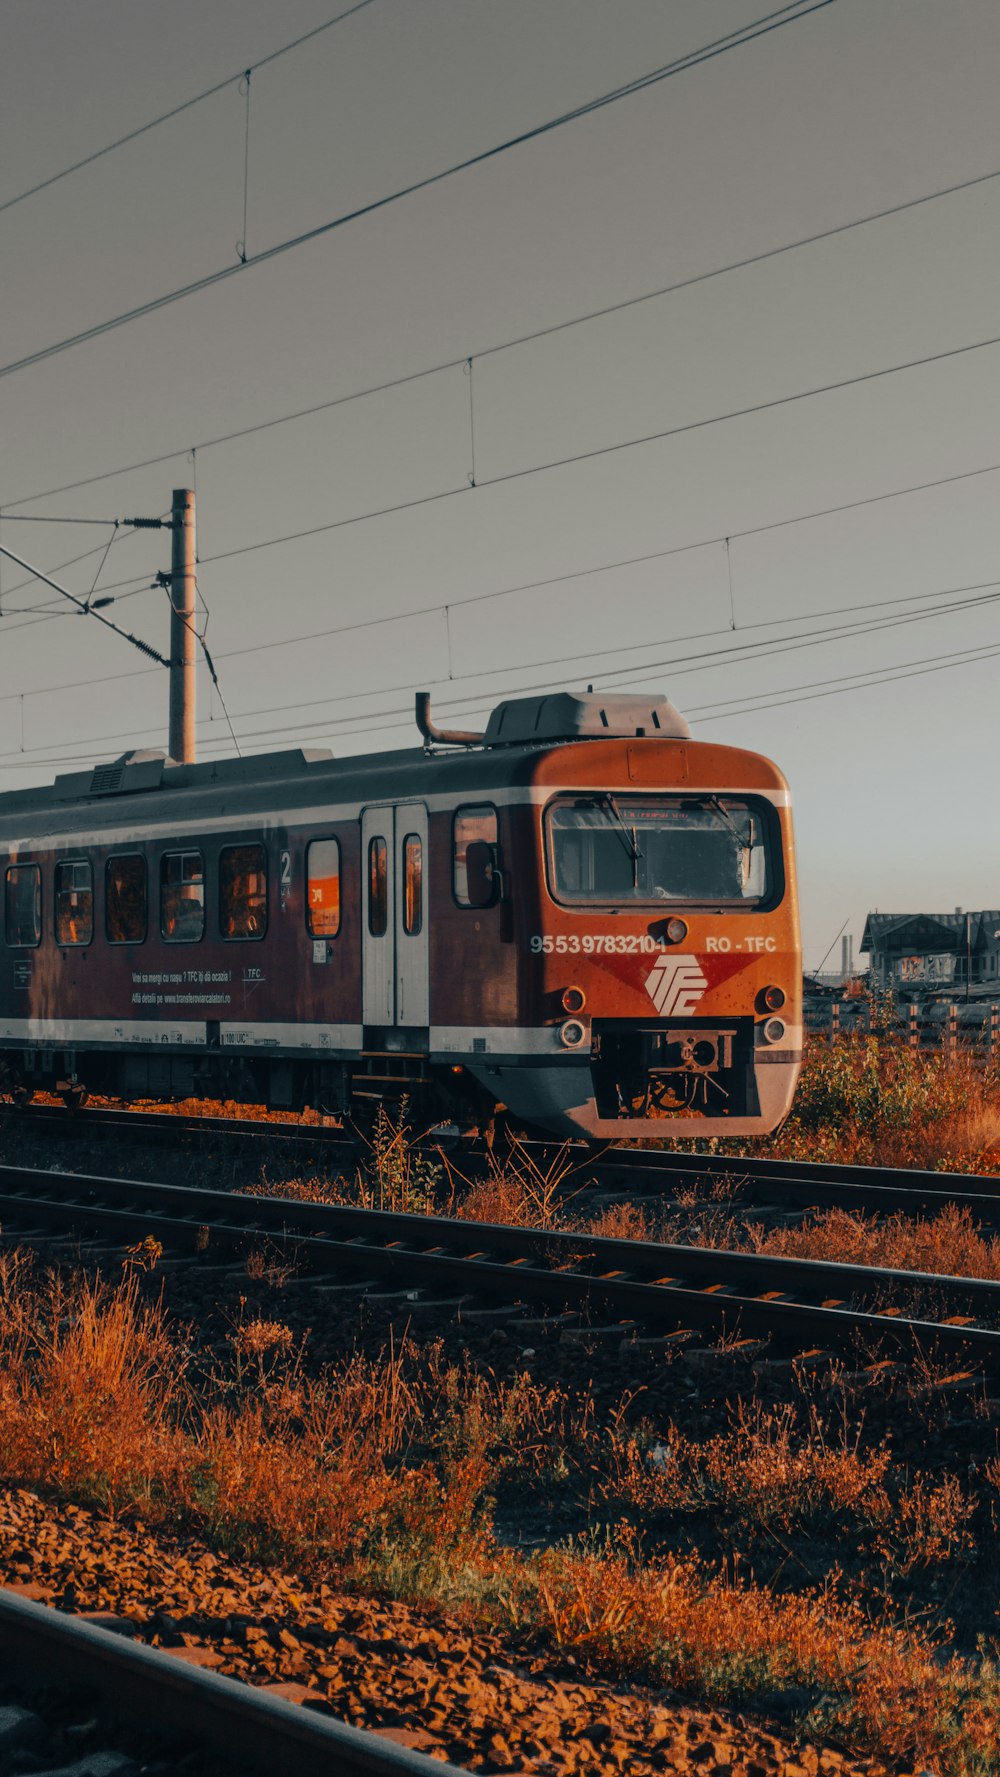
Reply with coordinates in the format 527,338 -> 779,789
2,454 -> 999,704
8,153 -> 1000,513
4,565 -> 998,765
0,0 -> 377,218
109,572 -> 1000,742
689,635 -> 1000,723
0,579 -> 158,628
0,512 -> 127,525
0,524 -> 160,608
0,544 -> 170,666
173,330 -> 1000,577
3,308 -> 951,622
14,621 -> 1000,770
686,634 -> 1000,715
0,2 -> 837,384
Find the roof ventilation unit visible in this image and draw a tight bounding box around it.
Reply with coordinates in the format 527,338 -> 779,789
416,690 -> 690,748
54,750 -> 167,801
482,691 -> 691,745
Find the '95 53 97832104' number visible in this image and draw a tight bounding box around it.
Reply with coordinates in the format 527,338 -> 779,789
529,934 -> 665,955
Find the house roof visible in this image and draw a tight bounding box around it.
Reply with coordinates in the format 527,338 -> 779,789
860,911 -> 1000,955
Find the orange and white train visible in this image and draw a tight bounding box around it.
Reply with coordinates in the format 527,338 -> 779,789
0,690 -> 801,1140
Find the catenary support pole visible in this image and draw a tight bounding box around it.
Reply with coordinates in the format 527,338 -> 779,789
168,487 -> 196,763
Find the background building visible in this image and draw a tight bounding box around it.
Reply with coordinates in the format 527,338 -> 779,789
861,911 -> 1000,993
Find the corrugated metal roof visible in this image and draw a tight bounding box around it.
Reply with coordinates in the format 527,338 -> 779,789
861,911 -> 1000,953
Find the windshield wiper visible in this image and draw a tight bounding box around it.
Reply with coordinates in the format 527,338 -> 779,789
703,794 -> 748,849
596,793 -> 643,872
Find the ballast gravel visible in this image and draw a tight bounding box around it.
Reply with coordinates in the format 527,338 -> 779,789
0,1487 -> 912,1777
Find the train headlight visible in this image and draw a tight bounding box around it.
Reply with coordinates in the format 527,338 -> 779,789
562,985 -> 586,1014
559,1019 -> 588,1049
762,1017 -> 786,1045
762,984 -> 786,1011
665,917 -> 688,944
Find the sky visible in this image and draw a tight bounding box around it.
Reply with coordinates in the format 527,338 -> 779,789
0,0 -> 998,968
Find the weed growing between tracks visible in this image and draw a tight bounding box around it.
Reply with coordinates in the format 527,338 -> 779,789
0,1253 -> 998,1770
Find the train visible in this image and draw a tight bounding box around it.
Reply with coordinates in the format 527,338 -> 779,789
0,689 -> 801,1140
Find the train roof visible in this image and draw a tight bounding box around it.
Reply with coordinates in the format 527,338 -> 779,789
0,691 -> 784,844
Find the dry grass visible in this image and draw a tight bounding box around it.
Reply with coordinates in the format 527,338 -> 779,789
595,1400 -> 978,1577
585,1201 -> 654,1243
515,1547 -> 999,1768
761,1029 -> 1000,1173
0,1254 -> 996,1769
455,1138 -> 581,1229
742,1203 -> 1000,1281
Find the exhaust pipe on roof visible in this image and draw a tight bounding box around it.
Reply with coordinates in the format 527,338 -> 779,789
415,692 -> 485,749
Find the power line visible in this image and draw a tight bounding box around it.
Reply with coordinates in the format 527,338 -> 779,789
6,613 -> 1000,773
0,512 -> 125,525
690,636 -> 1000,723
0,2 -> 836,384
0,1 -> 377,218
181,331 -> 1000,578
687,634 -> 1000,714
0,580 -> 155,633
4,564 -> 997,766
9,154 -> 1000,514
153,574 -> 1000,738
476,332 -> 1000,494
0,525 -> 160,606
0,543 -> 170,665
2,455 -> 998,705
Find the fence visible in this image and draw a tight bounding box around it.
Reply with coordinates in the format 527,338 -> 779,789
816,999 -> 1000,1059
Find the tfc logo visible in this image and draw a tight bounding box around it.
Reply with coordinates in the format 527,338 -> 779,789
644,953 -> 708,1016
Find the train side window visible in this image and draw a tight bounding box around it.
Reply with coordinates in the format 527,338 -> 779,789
402,833 -> 422,936
306,838 -> 341,938
453,805 -> 497,906
368,837 -> 387,936
6,865 -> 41,947
106,854 -> 147,944
220,843 -> 268,940
55,859 -> 93,946
161,850 -> 205,943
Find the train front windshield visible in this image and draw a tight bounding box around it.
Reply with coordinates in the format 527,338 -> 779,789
546,795 -> 771,906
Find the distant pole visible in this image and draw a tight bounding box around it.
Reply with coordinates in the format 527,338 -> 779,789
168,488 -> 196,763
966,911 -> 972,1004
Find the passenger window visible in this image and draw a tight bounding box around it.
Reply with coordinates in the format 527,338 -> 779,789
306,838 -> 341,937
453,805 -> 497,906
161,851 -> 205,943
368,837 -> 387,937
106,854 -> 147,944
220,844 -> 268,940
6,864 -> 41,947
402,834 -> 422,936
55,860 -> 93,946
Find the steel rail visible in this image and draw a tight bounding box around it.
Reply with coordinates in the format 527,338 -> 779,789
600,1151 -> 1000,1222
0,1587 -> 468,1777
0,1162 -> 998,1369
9,1103 -> 1000,1225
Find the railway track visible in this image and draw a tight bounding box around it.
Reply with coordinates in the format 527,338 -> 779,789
1,1160 -> 998,1370
594,1145 -> 1000,1221
0,1585 -> 466,1777
7,1100 -> 1000,1224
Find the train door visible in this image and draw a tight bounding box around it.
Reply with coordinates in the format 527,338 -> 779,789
361,804 -> 429,1030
